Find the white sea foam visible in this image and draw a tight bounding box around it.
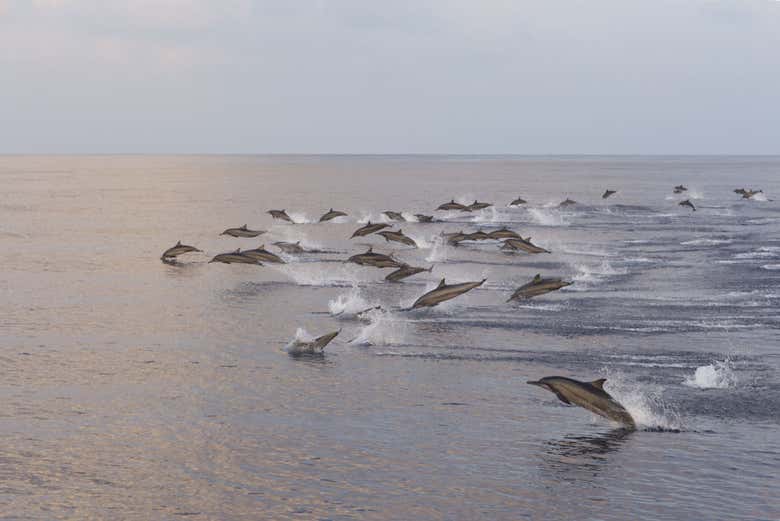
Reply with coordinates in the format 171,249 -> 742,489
328,287 -> 374,316
750,192 -> 768,202
569,260 -> 627,289
273,263 -> 368,287
349,310 -> 407,346
603,371 -> 682,430
284,328 -> 317,354
425,235 -> 449,263
528,208 -> 570,226
285,211 -> 313,224
680,238 -> 732,246
683,359 -> 737,389
762,264 -> 780,270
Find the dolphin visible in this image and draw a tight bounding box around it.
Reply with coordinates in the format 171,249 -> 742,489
377,229 -> 418,248
673,185 -> 688,194
679,199 -> 696,211
350,221 -> 390,238
467,200 -> 492,211
527,376 -> 636,429
602,189 -> 617,199
742,189 -> 763,199
347,247 -> 403,268
415,214 -> 434,223
734,188 -> 747,195
273,241 -> 307,254
500,237 -> 550,254
509,196 -> 527,206
221,225 -> 266,238
208,249 -> 262,265
383,211 -> 406,222
268,209 -> 294,223
487,227 -> 521,240
437,199 -> 470,211
442,230 -> 467,245
410,278 -> 486,309
242,244 -> 286,264
319,208 -> 348,222
385,264 -> 433,283
161,240 -> 201,260
508,274 -> 572,301
461,231 -> 491,242
287,330 -> 340,356
558,198 -> 577,207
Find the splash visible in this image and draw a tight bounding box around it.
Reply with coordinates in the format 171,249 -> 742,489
283,328 -> 316,354
349,310 -> 407,346
762,264 -> 780,270
750,192 -> 768,202
569,260 -> 627,289
328,287 -> 374,316
425,235 -> 449,262
680,238 -> 732,246
285,211 -> 313,224
528,208 -> 570,226
603,370 -> 683,430
683,359 -> 737,389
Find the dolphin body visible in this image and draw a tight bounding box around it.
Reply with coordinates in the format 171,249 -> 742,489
242,244 -> 286,264
467,200 -> 492,211
268,209 -> 294,223
558,198 -> 577,207
443,230 -> 467,245
347,247 -> 403,268
161,241 -> 201,260
437,199 -> 470,211
350,221 -> 390,238
508,274 -> 572,301
383,211 -> 406,222
415,214 -> 434,223
377,229 -> 418,248
410,278 -> 486,309
319,208 -> 348,222
487,227 -> 521,240
461,231 -> 491,242
221,225 -> 266,238
673,185 -> 688,194
509,196 -> 527,206
527,376 -> 636,429
273,241 -> 306,254
742,189 -> 763,199
679,199 -> 696,211
602,189 -> 617,199
209,249 -> 262,265
500,237 -> 550,254
385,264 -> 433,282
287,330 -> 340,356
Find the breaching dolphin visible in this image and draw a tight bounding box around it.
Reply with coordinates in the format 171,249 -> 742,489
161,241 -> 201,260
410,278 -> 486,309
679,199 -> 696,211
507,274 -> 572,301
508,196 -> 527,206
287,330 -> 340,356
350,221 -> 390,238
377,229 -> 418,248
268,209 -> 294,223
273,241 -> 307,254
221,225 -> 266,238
209,249 -> 262,265
242,244 -> 286,264
467,200 -> 492,211
385,264 -> 433,283
383,211 -> 406,222
673,185 -> 688,194
527,376 -> 636,429
602,189 -> 617,199
487,227 -> 521,240
437,199 -> 469,211
319,208 -> 348,222
558,198 -> 577,207
347,247 -> 403,268
500,237 -> 550,254
415,214 -> 434,223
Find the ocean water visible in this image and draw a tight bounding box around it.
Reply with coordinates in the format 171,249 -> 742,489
0,155 -> 778,520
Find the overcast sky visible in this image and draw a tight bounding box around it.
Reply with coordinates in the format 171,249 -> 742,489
1,1 -> 778,154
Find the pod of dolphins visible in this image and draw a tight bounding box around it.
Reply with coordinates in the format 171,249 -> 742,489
160,184 -> 766,430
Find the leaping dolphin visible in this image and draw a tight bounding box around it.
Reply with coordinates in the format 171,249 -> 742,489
467,200 -> 492,211
385,264 -> 433,283
527,376 -> 636,429
673,185 -> 688,194
487,227 -> 521,240
414,214 -> 434,223
221,225 -> 266,238
268,209 -> 294,223
509,196 -> 527,206
500,237 -> 550,254
319,208 -> 348,222
508,274 -> 572,301
742,189 -> 763,199
410,278 -> 486,309
437,199 -> 470,211
242,244 -> 286,264
209,249 -> 262,265
558,198 -> 577,207
273,241 -> 306,254
602,189 -> 617,199
347,247 -> 403,268
161,240 -> 201,260
377,229 -> 418,248
287,330 -> 340,356
383,211 -> 406,222
350,221 -> 390,238
443,230 -> 467,245
679,199 -> 696,211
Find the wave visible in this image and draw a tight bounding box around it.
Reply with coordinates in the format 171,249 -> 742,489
683,359 -> 737,389
762,264 -> 780,271
680,238 -> 732,246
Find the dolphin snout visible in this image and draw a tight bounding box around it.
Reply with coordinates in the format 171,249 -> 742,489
526,380 -> 544,387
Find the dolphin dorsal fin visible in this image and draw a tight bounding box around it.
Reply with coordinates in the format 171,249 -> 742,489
176,240 -> 181,246
437,278 -> 446,288
296,241 -> 300,245
329,208 -> 333,212
241,224 -> 247,229
398,229 -> 403,234
533,274 -> 542,282
367,220 -> 371,225
591,378 -> 606,390
234,248 -> 241,253
368,247 -> 373,252
259,244 -> 264,249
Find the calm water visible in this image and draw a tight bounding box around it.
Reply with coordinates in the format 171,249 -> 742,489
1,155 -> 778,520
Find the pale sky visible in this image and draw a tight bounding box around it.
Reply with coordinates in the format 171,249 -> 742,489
1,1 -> 778,154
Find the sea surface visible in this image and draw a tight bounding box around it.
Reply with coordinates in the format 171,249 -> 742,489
0,155 -> 778,520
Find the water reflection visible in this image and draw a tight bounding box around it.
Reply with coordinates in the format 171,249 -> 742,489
540,428 -> 633,479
